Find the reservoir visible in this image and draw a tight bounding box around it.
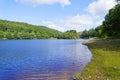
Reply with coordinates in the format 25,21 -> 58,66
0,39 -> 92,80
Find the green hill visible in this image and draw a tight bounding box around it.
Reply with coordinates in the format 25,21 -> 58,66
0,20 -> 61,39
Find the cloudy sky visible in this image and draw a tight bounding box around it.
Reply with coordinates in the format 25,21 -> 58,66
0,0 -> 117,32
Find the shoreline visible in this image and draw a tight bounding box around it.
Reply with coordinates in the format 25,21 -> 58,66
74,39 -> 120,80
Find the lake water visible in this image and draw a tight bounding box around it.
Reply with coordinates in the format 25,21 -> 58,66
0,39 -> 92,80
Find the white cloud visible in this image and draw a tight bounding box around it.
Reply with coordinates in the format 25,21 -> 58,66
59,14 -> 94,31
96,19 -> 104,26
61,14 -> 93,26
40,14 -> 94,32
40,21 -> 65,32
16,0 -> 71,7
85,0 -> 117,29
87,0 -> 116,16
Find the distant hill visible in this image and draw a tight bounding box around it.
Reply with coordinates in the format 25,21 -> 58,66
0,20 -> 61,39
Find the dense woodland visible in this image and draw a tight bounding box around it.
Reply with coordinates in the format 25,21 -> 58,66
80,4 -> 120,39
58,30 -> 79,39
0,20 -> 61,39
0,20 -> 79,39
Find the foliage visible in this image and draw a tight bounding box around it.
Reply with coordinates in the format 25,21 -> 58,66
95,25 -> 104,38
0,20 -> 80,39
0,20 -> 61,39
58,30 -> 79,39
80,4 -> 120,39
80,28 -> 98,38
102,4 -> 120,39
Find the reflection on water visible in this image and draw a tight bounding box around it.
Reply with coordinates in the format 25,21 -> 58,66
0,39 -> 92,80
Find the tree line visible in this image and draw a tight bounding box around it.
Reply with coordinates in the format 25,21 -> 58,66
80,4 -> 120,39
0,20 -> 79,39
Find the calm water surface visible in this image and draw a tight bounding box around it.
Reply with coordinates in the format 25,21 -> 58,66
0,39 -> 92,80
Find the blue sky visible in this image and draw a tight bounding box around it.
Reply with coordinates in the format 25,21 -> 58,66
0,0 -> 117,32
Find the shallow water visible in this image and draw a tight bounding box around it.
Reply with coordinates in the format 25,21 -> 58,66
0,39 -> 92,80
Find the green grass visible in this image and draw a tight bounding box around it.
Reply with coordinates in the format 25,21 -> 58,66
74,39 -> 120,80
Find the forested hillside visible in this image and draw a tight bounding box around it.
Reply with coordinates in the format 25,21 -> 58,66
0,20 -> 61,39
0,20 -> 80,39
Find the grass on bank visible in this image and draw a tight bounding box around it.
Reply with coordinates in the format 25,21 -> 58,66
74,39 -> 120,80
